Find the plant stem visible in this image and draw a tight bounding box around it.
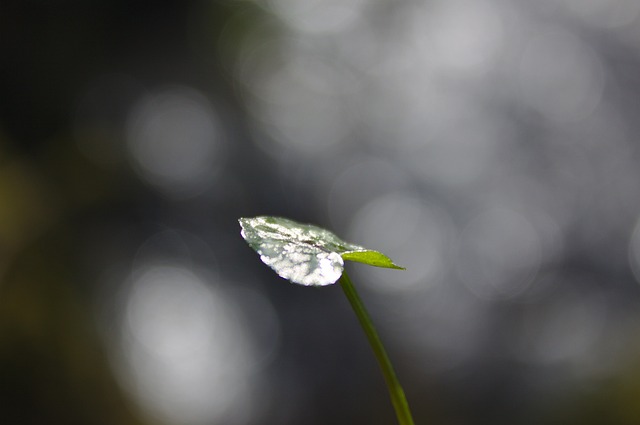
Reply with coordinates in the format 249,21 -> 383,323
339,271 -> 415,425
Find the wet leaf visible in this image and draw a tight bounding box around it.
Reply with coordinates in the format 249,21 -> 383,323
239,216 -> 404,286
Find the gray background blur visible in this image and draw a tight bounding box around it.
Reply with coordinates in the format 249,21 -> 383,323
2,0 -> 640,424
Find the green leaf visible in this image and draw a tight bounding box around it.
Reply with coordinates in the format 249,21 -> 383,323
239,216 -> 404,286
341,251 -> 405,269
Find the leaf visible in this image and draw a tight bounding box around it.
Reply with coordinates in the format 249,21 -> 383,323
341,251 -> 404,269
239,216 -> 404,286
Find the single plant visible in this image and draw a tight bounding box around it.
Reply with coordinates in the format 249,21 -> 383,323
239,216 -> 415,425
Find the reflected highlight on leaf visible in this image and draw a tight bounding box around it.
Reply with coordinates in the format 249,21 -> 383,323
239,216 -> 403,286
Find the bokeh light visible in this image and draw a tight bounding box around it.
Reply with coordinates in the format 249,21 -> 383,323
347,191 -> 454,293
117,264 -> 255,425
515,283 -> 607,367
242,46 -> 357,158
457,207 -> 542,300
423,0 -> 506,76
93,229 -> 282,425
107,257 -> 281,425
327,156 -> 411,230
126,86 -> 226,198
518,29 -> 604,122
265,0 -> 366,34
561,0 -> 640,29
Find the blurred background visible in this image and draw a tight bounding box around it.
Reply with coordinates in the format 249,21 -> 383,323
2,0 -> 640,424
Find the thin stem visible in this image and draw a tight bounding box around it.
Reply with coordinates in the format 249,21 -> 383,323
339,271 -> 415,425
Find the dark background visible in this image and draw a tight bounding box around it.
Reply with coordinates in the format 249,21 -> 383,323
2,1 -> 640,424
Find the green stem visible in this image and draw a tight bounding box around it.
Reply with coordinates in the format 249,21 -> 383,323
339,271 -> 415,425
